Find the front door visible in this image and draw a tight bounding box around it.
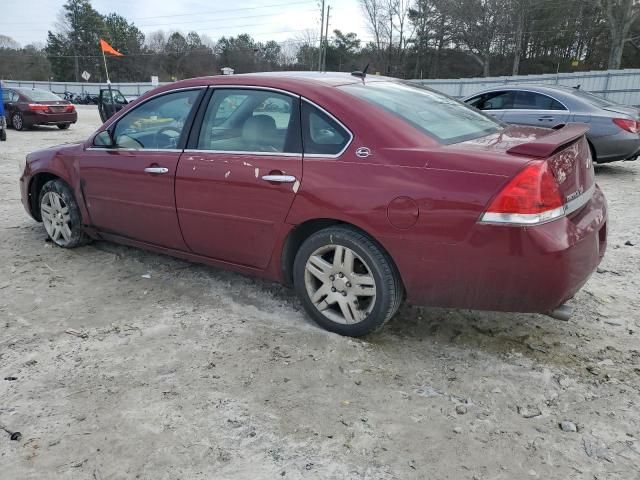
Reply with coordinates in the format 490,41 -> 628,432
81,88 -> 203,250
176,88 -> 302,269
3,89 -> 18,122
98,88 -> 128,122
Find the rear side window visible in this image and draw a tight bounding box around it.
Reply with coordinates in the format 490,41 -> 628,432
197,89 -> 301,154
340,81 -> 501,144
513,91 -> 566,110
301,102 -> 350,156
22,89 -> 62,102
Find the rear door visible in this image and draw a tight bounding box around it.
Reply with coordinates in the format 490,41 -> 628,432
502,90 -> 570,127
175,87 -> 303,269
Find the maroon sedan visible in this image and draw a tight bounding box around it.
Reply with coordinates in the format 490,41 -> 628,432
3,87 -> 77,130
19,72 -> 607,336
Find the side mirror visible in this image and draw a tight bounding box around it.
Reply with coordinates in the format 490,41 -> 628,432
93,130 -> 114,147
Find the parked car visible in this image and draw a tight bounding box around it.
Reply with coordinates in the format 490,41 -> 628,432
463,84 -> 640,164
19,73 -> 607,336
3,87 -> 77,131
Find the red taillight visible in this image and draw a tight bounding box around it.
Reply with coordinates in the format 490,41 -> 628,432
481,161 -> 564,225
65,104 -> 75,112
612,118 -> 639,134
28,103 -> 48,111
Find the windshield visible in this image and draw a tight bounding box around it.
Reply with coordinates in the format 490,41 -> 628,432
339,81 -> 502,144
21,89 -> 62,102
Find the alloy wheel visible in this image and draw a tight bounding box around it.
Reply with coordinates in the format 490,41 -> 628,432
304,244 -> 377,324
12,113 -> 23,130
40,191 -> 72,246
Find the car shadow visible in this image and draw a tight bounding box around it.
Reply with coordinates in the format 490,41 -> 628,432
27,125 -> 68,132
369,302 -> 599,373
595,163 -> 638,177
29,231 -> 600,371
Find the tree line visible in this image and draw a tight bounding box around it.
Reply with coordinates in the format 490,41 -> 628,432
1,0 -> 639,83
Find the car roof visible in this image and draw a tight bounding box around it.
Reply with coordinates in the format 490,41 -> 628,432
170,71 -> 396,91
13,87 -> 50,93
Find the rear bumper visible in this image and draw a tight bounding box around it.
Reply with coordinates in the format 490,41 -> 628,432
592,132 -> 640,163
22,110 -> 77,126
391,185 -> 607,313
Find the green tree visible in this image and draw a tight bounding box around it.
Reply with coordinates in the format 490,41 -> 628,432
46,0 -> 106,81
103,13 -> 145,81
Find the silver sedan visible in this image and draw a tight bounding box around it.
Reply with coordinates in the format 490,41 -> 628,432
463,84 -> 640,164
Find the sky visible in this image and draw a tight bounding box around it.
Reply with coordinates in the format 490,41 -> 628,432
0,0 -> 371,49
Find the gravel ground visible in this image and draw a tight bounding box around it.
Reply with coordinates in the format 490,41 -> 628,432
1,106 -> 639,480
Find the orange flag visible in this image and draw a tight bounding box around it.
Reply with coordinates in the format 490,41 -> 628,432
100,39 -> 123,56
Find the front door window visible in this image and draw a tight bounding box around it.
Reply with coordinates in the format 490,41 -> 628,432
113,89 -> 201,149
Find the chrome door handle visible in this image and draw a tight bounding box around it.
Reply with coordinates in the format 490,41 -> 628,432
144,167 -> 169,174
261,175 -> 296,183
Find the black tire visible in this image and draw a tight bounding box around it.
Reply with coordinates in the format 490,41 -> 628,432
11,112 -> 26,131
57,123 -> 70,130
293,226 -> 403,336
588,141 -> 598,165
0,128 -> 6,141
38,179 -> 90,248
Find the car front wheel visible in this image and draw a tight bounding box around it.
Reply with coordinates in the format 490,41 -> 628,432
38,179 -> 89,248
293,226 -> 403,336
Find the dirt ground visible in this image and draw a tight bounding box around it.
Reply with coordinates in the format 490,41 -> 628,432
1,105 -> 639,480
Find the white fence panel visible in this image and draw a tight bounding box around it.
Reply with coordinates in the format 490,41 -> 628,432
4,69 -> 640,105
413,69 -> 640,106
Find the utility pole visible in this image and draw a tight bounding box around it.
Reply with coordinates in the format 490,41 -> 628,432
321,5 -> 330,72
317,0 -> 325,71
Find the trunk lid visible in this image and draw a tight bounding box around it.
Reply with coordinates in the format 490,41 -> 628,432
505,124 -> 595,215
32,100 -> 73,113
462,124 -> 595,221
602,105 -> 640,120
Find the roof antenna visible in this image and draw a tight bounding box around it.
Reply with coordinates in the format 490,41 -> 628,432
573,84 -> 581,89
351,63 -> 369,79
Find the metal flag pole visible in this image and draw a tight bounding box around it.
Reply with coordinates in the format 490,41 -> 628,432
102,47 -> 114,110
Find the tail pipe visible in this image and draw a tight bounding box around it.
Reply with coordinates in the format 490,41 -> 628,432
547,304 -> 573,322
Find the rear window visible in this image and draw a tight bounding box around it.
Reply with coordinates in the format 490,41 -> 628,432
339,81 -> 502,144
20,89 -> 62,102
565,88 -> 614,108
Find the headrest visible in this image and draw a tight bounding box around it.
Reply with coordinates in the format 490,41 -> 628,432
242,115 -> 277,144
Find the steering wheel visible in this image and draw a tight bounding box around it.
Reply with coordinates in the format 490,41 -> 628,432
154,126 -> 182,149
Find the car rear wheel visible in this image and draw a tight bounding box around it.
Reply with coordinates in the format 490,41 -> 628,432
12,112 -> 25,131
57,123 -> 70,130
293,226 -> 403,336
38,179 -> 89,248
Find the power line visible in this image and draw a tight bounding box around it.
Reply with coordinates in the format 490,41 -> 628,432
0,0 -> 316,26
4,11 -> 319,34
